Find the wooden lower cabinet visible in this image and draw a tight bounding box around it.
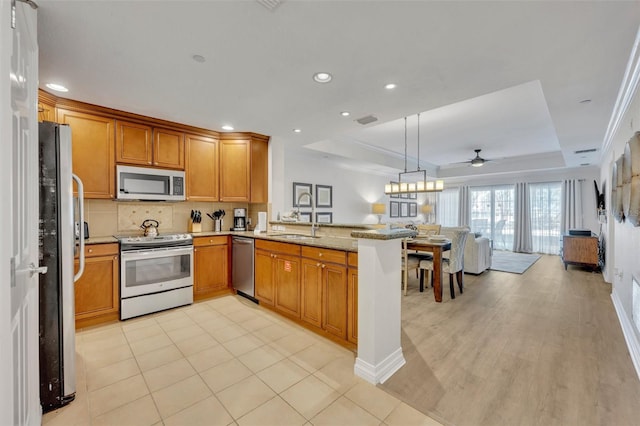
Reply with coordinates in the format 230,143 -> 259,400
255,249 -> 275,306
347,262 -> 358,344
193,236 -> 229,299
273,254 -> 301,318
301,259 -> 323,327
322,263 -> 348,339
74,243 -> 119,327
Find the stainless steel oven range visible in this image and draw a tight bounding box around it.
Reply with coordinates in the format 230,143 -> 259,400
117,233 -> 193,320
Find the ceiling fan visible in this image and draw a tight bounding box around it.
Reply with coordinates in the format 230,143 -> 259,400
466,149 -> 491,167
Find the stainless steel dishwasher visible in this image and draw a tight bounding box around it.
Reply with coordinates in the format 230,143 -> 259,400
232,237 -> 255,301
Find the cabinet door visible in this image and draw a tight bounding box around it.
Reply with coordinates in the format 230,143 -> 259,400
255,249 -> 275,306
194,244 -> 228,296
347,268 -> 358,344
154,128 -> 185,169
220,139 -> 251,202
38,102 -> 56,123
301,258 -> 323,327
58,109 -> 115,199
74,254 -> 119,320
323,263 -> 348,339
186,134 -> 219,201
116,120 -> 153,166
251,138 -> 268,203
274,253 -> 301,318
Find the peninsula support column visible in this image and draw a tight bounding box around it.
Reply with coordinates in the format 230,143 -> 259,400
351,230 -> 414,384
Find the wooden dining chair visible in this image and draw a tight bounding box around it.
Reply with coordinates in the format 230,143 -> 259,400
418,229 -> 469,299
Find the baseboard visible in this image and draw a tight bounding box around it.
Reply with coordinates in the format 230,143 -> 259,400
611,290 -> 640,381
354,347 -> 406,384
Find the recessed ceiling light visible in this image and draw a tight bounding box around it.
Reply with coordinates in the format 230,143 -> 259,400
340,111 -> 350,117
45,83 -> 68,92
384,83 -> 397,90
192,54 -> 206,63
313,72 -> 332,83
293,128 -> 302,133
221,125 -> 234,131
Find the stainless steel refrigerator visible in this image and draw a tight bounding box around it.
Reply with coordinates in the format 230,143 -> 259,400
38,121 -> 86,412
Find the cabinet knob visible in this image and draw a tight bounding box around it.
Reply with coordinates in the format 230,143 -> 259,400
194,248 -> 197,252
88,248 -> 93,253
114,256 -> 118,260
316,263 -> 321,267
148,161 -> 152,164
321,264 -> 326,269
319,253 -> 323,257
210,239 -> 214,243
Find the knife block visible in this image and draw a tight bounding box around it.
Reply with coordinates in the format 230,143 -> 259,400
188,221 -> 201,233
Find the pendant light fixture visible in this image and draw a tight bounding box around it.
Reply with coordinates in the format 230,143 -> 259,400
384,114 -> 444,195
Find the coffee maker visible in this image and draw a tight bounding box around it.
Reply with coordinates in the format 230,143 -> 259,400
232,208 -> 247,231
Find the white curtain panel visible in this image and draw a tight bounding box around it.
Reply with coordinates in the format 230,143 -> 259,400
529,182 -> 562,255
513,182 -> 533,253
437,188 -> 459,227
561,179 -> 583,234
458,185 -> 471,227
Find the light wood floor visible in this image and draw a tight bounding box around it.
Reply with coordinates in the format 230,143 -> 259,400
380,254 -> 640,426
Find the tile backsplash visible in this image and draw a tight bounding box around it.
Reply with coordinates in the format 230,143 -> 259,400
84,199 -> 269,237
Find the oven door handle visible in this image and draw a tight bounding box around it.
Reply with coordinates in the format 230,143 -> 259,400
121,246 -> 193,261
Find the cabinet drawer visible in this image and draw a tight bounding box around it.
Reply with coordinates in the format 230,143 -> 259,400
301,246 -> 346,265
194,236 -> 228,247
255,239 -> 301,256
84,243 -> 119,257
348,252 -> 358,268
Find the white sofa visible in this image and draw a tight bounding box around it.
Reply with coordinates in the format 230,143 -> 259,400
440,226 -> 492,274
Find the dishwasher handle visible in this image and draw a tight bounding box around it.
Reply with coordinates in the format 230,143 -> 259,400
233,238 -> 254,245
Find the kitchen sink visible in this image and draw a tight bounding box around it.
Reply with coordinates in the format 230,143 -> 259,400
271,233 -> 320,240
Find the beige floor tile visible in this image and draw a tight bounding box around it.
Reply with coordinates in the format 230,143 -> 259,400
237,396 -> 306,426
238,344 -> 285,373
289,343 -> 344,373
143,358 -> 197,392
186,308 -> 224,324
129,332 -> 173,357
216,375 -> 277,419
384,402 -> 443,426
224,306 -> 262,323
163,395 -> 234,426
80,325 -> 124,343
92,395 -> 160,426
311,396 -> 380,426
135,344 -> 183,372
314,355 -> 362,394
42,394 -> 91,426
238,315 -> 274,332
344,382 -> 402,421
166,323 -> 206,343
222,333 -> 265,357
123,323 -> 166,342
210,297 -> 246,315
200,358 -> 253,393
87,357 -> 140,391
208,323 -> 250,342
280,375 -> 340,419
199,315 -> 236,333
269,332 -> 316,357
121,316 -> 158,333
187,344 -> 234,372
158,315 -> 198,332
88,374 -> 149,417
252,323 -> 295,343
151,375 -> 212,419
153,309 -> 191,324
79,330 -> 128,353
256,358 -> 310,393
84,344 -> 134,371
175,332 -> 219,357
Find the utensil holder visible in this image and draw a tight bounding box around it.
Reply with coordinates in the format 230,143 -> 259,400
188,221 -> 201,233
214,219 -> 222,232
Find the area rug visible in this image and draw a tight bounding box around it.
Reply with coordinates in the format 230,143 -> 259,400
490,250 -> 541,274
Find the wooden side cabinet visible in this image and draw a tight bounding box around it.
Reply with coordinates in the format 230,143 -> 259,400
193,236 -> 229,299
562,234 -> 599,270
74,243 -> 119,327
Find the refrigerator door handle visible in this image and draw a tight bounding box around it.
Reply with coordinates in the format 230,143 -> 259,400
73,173 -> 85,282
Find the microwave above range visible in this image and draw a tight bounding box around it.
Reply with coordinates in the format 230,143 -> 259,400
116,165 -> 185,201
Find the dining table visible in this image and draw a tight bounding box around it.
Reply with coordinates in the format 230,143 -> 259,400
406,237 -> 451,302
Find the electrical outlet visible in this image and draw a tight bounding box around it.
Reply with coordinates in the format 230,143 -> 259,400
247,218 -> 252,226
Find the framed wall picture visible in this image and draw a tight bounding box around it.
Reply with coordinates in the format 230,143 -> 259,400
316,212 -> 333,224
400,202 -> 409,217
293,182 -> 313,207
316,184 -> 333,208
409,202 -> 417,217
298,212 -> 311,223
390,201 -> 400,218
389,182 -> 399,198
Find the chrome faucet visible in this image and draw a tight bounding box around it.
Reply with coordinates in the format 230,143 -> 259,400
296,191 -> 318,237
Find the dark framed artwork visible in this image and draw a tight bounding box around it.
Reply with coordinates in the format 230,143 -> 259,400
389,182 -> 399,198
316,212 -> 333,224
315,184 -> 333,208
409,202 -> 417,217
298,212 -> 311,223
293,182 -> 313,207
390,201 -> 400,218
400,202 -> 409,217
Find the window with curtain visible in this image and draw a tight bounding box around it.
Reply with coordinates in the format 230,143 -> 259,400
437,188 -> 459,227
470,185 -> 514,250
529,182 -> 562,254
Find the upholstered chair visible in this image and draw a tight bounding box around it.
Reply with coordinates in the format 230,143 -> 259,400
419,229 -> 469,299
402,239 -> 432,295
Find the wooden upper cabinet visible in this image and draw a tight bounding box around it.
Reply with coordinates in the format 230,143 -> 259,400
154,128 -> 185,170
116,120 -> 153,166
251,137 -> 268,203
38,90 -> 57,123
57,108 -> 115,199
186,134 -> 219,201
220,138 -> 251,202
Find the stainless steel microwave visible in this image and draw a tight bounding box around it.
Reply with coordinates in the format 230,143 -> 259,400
116,165 -> 185,201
